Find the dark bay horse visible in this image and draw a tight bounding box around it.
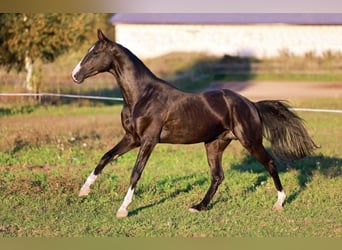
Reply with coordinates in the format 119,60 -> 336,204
72,29 -> 317,218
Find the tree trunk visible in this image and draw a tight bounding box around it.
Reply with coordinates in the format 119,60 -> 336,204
24,53 -> 33,91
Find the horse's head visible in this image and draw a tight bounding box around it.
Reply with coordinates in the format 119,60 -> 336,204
72,29 -> 114,84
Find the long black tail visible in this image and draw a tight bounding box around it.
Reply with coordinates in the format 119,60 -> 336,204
255,100 -> 318,160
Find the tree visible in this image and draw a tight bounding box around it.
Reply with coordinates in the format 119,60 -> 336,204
0,13 -> 109,91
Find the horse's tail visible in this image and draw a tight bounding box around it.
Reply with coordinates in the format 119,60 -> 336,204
255,100 -> 318,160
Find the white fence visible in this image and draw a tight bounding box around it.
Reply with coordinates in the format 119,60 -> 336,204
0,92 -> 123,102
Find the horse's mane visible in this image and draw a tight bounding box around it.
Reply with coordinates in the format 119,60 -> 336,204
115,42 -> 176,89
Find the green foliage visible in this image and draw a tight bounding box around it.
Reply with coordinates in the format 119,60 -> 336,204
0,13 -> 111,72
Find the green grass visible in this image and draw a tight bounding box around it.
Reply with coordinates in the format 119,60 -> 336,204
0,99 -> 341,237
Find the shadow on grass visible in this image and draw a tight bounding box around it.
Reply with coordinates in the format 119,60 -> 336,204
127,151 -> 341,216
230,153 -> 341,206
129,174 -> 207,217
0,105 -> 38,117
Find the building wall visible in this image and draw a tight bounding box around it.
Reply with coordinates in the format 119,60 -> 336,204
114,24 -> 342,59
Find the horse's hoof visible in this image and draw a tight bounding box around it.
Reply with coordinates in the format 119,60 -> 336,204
272,203 -> 284,211
116,209 -> 129,218
78,186 -> 90,197
188,207 -> 200,213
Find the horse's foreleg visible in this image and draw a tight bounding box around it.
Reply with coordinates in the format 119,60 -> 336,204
79,170 -> 98,197
116,138 -> 156,218
79,134 -> 139,197
189,139 -> 231,212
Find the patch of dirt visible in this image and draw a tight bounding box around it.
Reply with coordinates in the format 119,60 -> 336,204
208,81 -> 342,101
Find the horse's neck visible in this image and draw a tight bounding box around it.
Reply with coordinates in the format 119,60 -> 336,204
110,46 -> 168,107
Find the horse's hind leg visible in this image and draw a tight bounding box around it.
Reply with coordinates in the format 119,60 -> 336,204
245,144 -> 286,210
189,139 -> 231,212
233,106 -> 286,210
79,134 -> 139,197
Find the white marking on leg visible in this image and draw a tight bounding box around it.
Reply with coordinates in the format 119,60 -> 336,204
85,171 -> 98,186
277,190 -> 286,205
78,171 -> 97,197
116,186 -> 134,218
188,208 -> 200,213
273,190 -> 286,210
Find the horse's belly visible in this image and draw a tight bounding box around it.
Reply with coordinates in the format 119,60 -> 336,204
159,122 -> 225,144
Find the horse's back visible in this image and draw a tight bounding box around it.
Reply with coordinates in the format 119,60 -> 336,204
159,89 -> 254,144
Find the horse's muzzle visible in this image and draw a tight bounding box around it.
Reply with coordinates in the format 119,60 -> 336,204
71,73 -> 84,84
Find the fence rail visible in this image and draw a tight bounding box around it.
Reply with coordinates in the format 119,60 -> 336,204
1,92 -> 342,114
0,92 -> 123,102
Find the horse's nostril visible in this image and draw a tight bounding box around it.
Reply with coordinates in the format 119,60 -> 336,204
72,73 -> 80,83
72,73 -> 77,81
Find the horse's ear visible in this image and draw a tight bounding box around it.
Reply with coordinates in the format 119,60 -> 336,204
97,29 -> 106,41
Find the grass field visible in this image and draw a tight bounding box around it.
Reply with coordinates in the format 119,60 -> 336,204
0,98 -> 341,237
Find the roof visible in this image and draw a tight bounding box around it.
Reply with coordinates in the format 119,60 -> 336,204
110,13 -> 342,25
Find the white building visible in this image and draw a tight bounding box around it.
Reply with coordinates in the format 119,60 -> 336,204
110,13 -> 342,59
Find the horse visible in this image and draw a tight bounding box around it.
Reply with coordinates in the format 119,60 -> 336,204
72,29 -> 317,218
